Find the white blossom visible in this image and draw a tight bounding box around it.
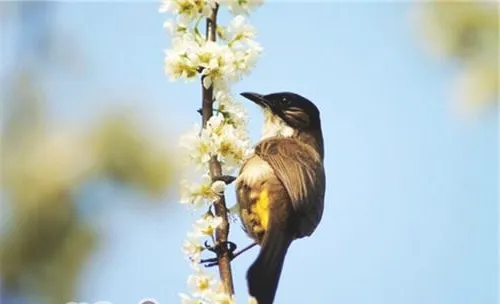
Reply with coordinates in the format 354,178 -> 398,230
179,293 -> 202,304
187,270 -> 218,297
197,42 -> 232,90
192,213 -> 223,237
159,0 -> 216,20
224,0 -> 264,16
179,124 -> 215,167
213,125 -> 251,172
161,0 -> 263,302
227,15 -> 257,45
164,19 -> 191,40
216,90 -> 249,127
164,38 -> 201,81
180,175 -> 221,208
182,235 -> 204,263
203,285 -> 237,304
205,112 -> 226,134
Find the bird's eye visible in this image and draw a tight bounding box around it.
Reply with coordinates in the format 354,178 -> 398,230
281,97 -> 290,105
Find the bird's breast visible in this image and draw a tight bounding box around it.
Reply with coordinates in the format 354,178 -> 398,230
236,155 -> 274,187
236,155 -> 276,242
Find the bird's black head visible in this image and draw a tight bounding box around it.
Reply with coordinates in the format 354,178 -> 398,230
240,91 -> 321,131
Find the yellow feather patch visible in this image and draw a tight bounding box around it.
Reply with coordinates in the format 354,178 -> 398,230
252,188 -> 270,230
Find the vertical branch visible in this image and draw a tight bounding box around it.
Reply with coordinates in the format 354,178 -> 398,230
200,4 -> 235,295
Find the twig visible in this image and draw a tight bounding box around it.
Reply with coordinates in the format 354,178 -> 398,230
200,4 -> 235,295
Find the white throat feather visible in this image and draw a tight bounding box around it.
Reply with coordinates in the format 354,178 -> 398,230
260,108 -> 295,140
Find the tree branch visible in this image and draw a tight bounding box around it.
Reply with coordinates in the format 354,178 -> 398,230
200,4 -> 235,295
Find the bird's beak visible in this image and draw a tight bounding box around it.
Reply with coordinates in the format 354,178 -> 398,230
240,92 -> 270,108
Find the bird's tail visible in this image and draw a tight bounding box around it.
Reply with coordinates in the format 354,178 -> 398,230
246,227 -> 293,304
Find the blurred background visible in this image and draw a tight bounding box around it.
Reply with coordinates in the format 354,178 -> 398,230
0,1 -> 497,304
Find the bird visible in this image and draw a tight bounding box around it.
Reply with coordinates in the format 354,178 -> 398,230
235,91 -> 326,304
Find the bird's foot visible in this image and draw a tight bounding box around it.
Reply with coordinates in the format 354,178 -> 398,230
200,241 -> 258,267
200,240 -> 237,267
211,175 -> 237,185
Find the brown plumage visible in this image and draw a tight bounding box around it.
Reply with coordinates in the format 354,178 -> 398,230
236,92 -> 326,304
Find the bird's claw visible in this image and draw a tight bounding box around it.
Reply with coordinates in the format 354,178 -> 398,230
200,240 -> 237,267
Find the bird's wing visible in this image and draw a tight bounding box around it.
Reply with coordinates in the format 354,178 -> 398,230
255,137 -> 325,237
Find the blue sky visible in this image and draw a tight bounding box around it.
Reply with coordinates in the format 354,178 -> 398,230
2,2 -> 498,304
